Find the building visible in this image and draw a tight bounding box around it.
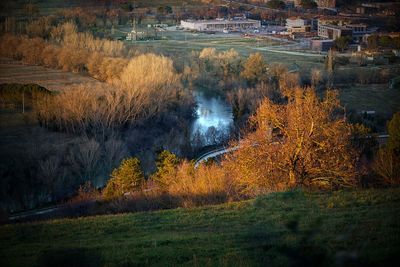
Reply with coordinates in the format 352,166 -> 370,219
286,17 -> 311,33
311,39 -> 334,51
358,2 -> 400,16
292,0 -> 301,6
316,0 -> 336,8
180,19 -> 261,32
346,24 -> 368,36
345,23 -> 375,41
318,19 -> 376,41
318,23 -> 353,39
291,0 -> 336,8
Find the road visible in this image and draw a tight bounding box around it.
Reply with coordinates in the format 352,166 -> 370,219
194,134 -> 390,168
194,145 -> 240,168
221,0 -> 281,12
8,205 -> 62,221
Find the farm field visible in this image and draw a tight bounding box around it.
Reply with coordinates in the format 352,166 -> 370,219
0,188 -> 399,267
120,28 -> 326,70
0,58 -> 102,92
0,0 -> 218,17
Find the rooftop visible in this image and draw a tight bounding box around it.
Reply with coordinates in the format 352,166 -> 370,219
182,19 -> 259,25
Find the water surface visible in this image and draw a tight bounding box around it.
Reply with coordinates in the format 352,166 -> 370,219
191,92 -> 233,144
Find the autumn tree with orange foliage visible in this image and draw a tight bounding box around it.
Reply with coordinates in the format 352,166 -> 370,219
224,87 -> 358,195
373,112 -> 400,185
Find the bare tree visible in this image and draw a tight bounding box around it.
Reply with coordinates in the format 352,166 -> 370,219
68,138 -> 101,184
310,68 -> 325,88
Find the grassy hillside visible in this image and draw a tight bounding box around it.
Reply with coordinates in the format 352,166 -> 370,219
1,188 -> 399,267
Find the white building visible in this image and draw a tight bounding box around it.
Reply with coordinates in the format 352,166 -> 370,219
318,23 -> 353,40
289,0 -> 336,8
286,17 -> 311,33
180,19 -> 261,32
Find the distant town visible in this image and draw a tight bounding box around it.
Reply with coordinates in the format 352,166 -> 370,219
176,1 -> 400,54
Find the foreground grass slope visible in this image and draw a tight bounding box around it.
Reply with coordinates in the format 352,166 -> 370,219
1,189 -> 399,267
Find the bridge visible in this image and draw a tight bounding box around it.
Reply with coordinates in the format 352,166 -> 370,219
194,145 -> 240,168
193,134 -> 390,168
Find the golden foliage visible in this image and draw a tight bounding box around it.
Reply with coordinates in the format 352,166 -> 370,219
165,161 -> 230,200
241,52 -> 267,85
224,87 -> 358,195
373,148 -> 400,185
118,53 -> 181,90
16,37 -> 45,65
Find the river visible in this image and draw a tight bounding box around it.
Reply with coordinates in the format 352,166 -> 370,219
191,91 -> 233,145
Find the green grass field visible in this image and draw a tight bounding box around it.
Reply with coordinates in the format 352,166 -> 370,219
1,188 -> 399,267
339,84 -> 400,115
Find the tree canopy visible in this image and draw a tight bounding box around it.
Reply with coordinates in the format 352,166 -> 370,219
266,0 -> 286,10
334,36 -> 351,52
225,88 -> 358,195
240,52 -> 268,86
300,0 -> 318,9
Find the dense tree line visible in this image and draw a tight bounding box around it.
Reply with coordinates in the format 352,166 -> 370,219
1,17 -> 399,215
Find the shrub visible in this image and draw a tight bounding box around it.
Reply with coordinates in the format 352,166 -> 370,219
17,37 -> 45,65
69,182 -> 100,204
163,161 -> 231,206
373,148 -> 400,186
387,112 -> 400,155
0,34 -> 21,59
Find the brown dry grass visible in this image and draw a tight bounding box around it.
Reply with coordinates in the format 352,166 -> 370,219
0,58 -> 102,92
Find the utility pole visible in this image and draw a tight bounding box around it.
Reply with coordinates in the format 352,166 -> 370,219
22,89 -> 25,114
326,48 -> 335,88
228,0 -> 232,19
132,17 -> 137,41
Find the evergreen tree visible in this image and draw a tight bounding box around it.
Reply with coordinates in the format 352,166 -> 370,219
103,157 -> 144,199
152,150 -> 180,189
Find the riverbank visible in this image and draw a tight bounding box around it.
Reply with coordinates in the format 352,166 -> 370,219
1,188 -> 399,267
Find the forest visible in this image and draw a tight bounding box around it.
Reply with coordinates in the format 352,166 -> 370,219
0,2 -> 398,219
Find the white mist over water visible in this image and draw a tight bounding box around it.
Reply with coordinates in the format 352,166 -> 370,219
191,91 -> 233,145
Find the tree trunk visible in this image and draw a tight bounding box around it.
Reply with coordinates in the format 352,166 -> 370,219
289,169 -> 296,188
